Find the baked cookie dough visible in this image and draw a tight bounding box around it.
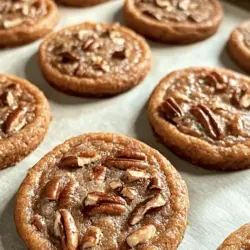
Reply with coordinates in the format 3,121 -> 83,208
15,132 -> 189,250
124,0 -> 223,44
0,74 -> 51,169
56,0 -> 110,7
217,223 -> 250,250
39,22 -> 152,97
0,0 -> 59,47
148,67 -> 250,170
228,20 -> 250,74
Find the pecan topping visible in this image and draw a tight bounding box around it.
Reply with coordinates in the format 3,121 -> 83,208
230,115 -> 245,136
59,180 -> 80,209
232,87 -> 250,109
77,30 -> 94,40
191,104 -> 224,139
126,224 -> 156,247
80,226 -> 103,249
54,209 -> 78,250
4,106 -> 27,133
86,203 -> 126,216
142,9 -> 162,21
178,0 -> 190,10
129,194 -> 167,225
32,214 -> 46,233
121,187 -> 137,201
125,169 -> 150,182
60,51 -> 80,63
115,150 -> 147,161
43,177 -> 65,201
1,91 -> 15,107
109,180 -> 123,191
162,97 -> 184,123
3,18 -> 23,29
82,38 -> 101,51
91,165 -> 106,184
92,56 -> 110,73
203,72 -> 228,91
148,173 -> 163,191
155,0 -> 171,8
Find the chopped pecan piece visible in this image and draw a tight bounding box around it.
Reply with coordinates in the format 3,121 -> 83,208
80,226 -> 103,249
92,56 -> 110,73
91,165 -> 106,184
178,0 -> 190,10
148,173 -> 163,191
109,31 -> 125,45
191,104 -> 224,139
121,187 -> 137,201
32,214 -> 46,233
203,72 -> 228,91
142,9 -> 162,21
129,194 -> 167,225
4,106 -> 27,133
104,157 -> 149,170
155,0 -> 171,8
3,18 -> 23,29
82,38 -> 101,51
125,169 -> 150,182
43,177 -> 65,201
230,115 -> 245,136
162,97 -> 184,123
232,87 -> 250,109
126,224 -> 156,247
78,30 -> 94,40
1,91 -> 15,107
54,209 -> 78,250
60,51 -> 80,63
59,180 -> 80,209
115,150 -> 147,161
109,179 -> 123,191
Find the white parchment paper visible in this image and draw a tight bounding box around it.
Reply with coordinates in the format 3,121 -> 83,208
0,1 -> 250,249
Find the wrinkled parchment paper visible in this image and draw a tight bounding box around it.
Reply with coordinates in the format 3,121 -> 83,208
0,1 -> 250,249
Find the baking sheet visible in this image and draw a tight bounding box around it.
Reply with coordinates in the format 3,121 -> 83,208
0,1 -> 250,249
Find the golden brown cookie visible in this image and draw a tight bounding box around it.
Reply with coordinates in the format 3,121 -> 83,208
0,74 -> 51,169
15,132 -> 189,250
148,67 -> 250,171
124,0 -> 223,44
217,223 -> 250,250
0,0 -> 59,47
228,20 -> 250,74
56,0 -> 110,7
39,22 -> 152,97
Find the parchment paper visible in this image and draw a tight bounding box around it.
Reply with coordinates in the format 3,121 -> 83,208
0,1 -> 250,249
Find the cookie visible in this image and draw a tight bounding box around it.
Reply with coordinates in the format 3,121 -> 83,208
0,74 -> 51,169
148,67 -> 250,171
217,223 -> 250,250
228,20 -> 250,74
0,0 -> 59,47
39,22 -> 152,97
15,132 -> 189,250
124,0 -> 223,44
56,0 -> 110,7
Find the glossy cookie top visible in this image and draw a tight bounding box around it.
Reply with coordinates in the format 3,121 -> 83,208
156,68 -> 250,147
43,22 -> 146,78
16,133 -> 189,250
134,0 -> 216,23
0,0 -> 48,30
0,75 -> 36,139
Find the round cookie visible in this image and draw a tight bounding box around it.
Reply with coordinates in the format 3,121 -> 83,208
217,223 -> 250,250
0,74 -> 51,169
0,0 -> 59,47
56,0 -> 110,7
15,132 -> 189,250
124,0 -> 223,44
39,22 -> 152,97
228,20 -> 250,74
148,67 -> 250,171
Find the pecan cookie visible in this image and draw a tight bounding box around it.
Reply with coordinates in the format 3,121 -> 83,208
217,223 -> 250,250
0,74 -> 51,169
39,22 -> 151,97
124,0 -> 223,44
56,0 -> 110,7
148,67 -> 250,170
0,0 -> 59,47
15,133 -> 189,250
228,20 -> 250,74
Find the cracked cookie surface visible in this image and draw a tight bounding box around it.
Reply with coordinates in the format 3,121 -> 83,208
124,0 -> 223,44
0,74 -> 51,169
15,132 -> 189,250
39,22 -> 151,97
148,67 -> 250,170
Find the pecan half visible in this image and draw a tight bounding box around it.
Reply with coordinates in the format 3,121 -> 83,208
126,224 -> 156,247
162,97 -> 184,123
148,173 -> 163,191
43,177 -> 65,201
125,169 -> 150,182
232,87 -> 250,109
109,180 -> 123,191
129,194 -> 167,225
4,106 -> 27,133
191,104 -> 224,139
54,209 -> 78,250
80,226 -> 103,249
59,180 -> 80,209
115,150 -> 147,161
86,203 -> 126,216
60,51 -> 80,63
91,165 -> 106,184
32,214 -> 46,233
203,72 -> 228,91
121,187 -> 137,201
230,115 -> 245,136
